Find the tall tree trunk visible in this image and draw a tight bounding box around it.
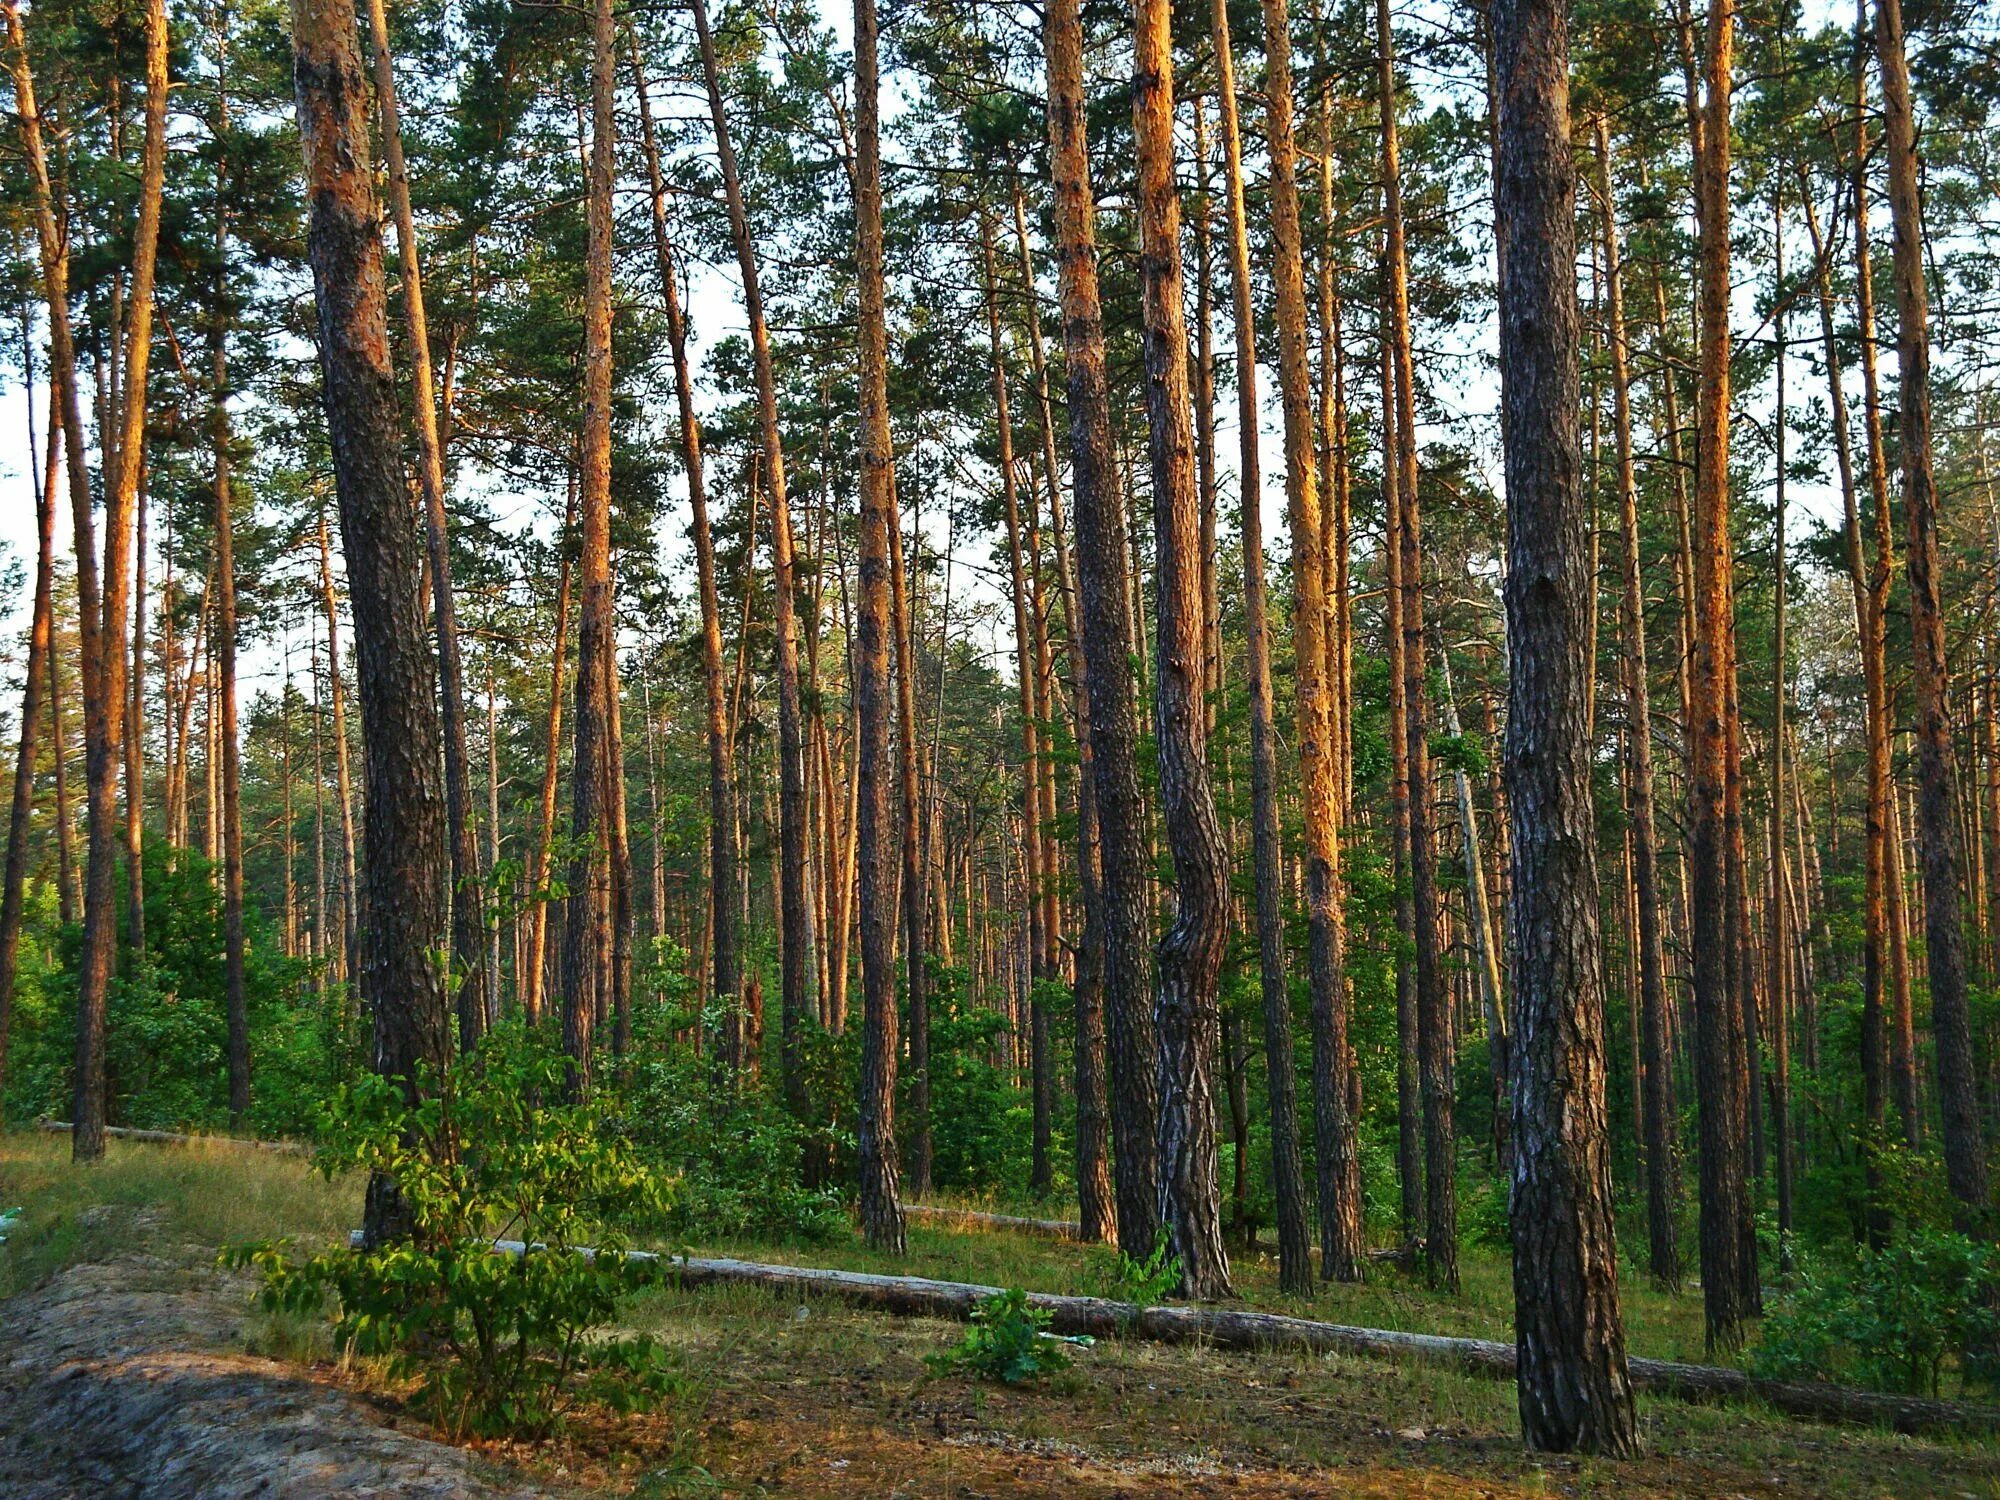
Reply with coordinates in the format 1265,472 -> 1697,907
363,0 -> 484,1047
1378,0 -> 1452,1287
1209,0 -> 1314,1292
1689,0 -> 1755,1353
214,172 -> 250,1118
1799,165 -> 1891,1236
852,0 -> 905,1252
1383,316 -> 1422,1248
1848,37 -> 1922,1149
1875,0 -> 1990,1221
0,378 -> 57,1108
1495,0 -> 1639,1451
1597,120 -> 1680,1291
1009,194 -> 1106,1233
1131,0 -> 1232,1299
526,487 -> 575,1027
290,0 -> 451,1241
632,47 -> 739,1058
983,219 -> 1054,1197
560,0 -> 618,1095
1045,0 -> 1158,1253
1768,178 -> 1795,1263
692,0 -> 818,1115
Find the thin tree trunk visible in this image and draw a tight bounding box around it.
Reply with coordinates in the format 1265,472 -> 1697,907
214,182 -> 250,1118
1768,177 -> 1795,1263
1875,0 -> 1989,1221
692,0 -> 818,1116
1209,0 -> 1314,1292
1597,119 -> 1680,1290
316,510 -> 360,990
632,47 -> 739,1057
851,0 -> 905,1251
1378,0 -> 1452,1286
0,376 -> 57,1108
560,0 -> 618,1095
1131,0 -> 1232,1299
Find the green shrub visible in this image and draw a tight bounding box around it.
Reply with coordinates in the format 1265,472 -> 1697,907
929,1288 -> 1085,1383
1086,1238 -> 1182,1305
1752,1227 -> 2000,1397
231,1023 -> 685,1437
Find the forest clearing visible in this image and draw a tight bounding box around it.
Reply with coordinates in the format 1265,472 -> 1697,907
5,0 -> 2000,1485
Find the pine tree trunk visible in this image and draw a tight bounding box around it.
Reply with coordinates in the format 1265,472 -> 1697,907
559,0 -> 618,1096
852,0 -> 905,1251
1009,193 -> 1111,1239
1383,318 -> 1422,1250
0,378 -> 57,1109
1800,162 -> 1892,1237
1209,0 -> 1314,1292
1596,119 -> 1680,1291
1495,8 -> 1639,1450
691,0 -> 818,1115
632,49 -> 740,1059
1379,0 -> 1453,1287
1131,0 -> 1232,1299
1044,0 -> 1158,1254
290,0 -> 451,1241
1875,0 -> 1990,1222
363,0 -> 484,1046
1689,0 -> 1756,1353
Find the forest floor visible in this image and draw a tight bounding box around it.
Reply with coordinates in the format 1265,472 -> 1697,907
3,1130 -> 1997,1499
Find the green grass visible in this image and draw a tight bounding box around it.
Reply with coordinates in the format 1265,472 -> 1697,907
0,1127 -> 360,1298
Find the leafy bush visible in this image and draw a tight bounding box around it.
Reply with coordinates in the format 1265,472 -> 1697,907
617,1023 -> 846,1245
929,1288 -> 1085,1383
1087,1238 -> 1183,1305
231,1024 -> 685,1437
1753,1228 -> 2000,1397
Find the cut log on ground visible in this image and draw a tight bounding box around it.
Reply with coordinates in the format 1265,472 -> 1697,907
39,1121 -> 310,1155
903,1204 -> 1083,1238
344,1233 -> 2000,1437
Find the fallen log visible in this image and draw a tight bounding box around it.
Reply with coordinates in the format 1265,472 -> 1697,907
902,1204 -> 1084,1239
38,1121 -> 311,1155
343,1233 -> 2000,1437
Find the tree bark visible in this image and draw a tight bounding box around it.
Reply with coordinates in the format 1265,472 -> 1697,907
691,0 -> 818,1115
852,0 -> 905,1252
1044,0 -> 1159,1255
363,0 -> 484,1047
1876,0 -> 1988,1221
1209,0 -> 1314,1292
1495,0 -> 1640,1451
1689,0 -> 1756,1353
1131,0 -> 1232,1298
1596,119 -> 1680,1291
290,0 -> 451,1241
632,47 -> 739,1060
559,0 -> 618,1096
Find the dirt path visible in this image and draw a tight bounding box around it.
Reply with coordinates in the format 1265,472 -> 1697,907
0,1208 -> 554,1499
